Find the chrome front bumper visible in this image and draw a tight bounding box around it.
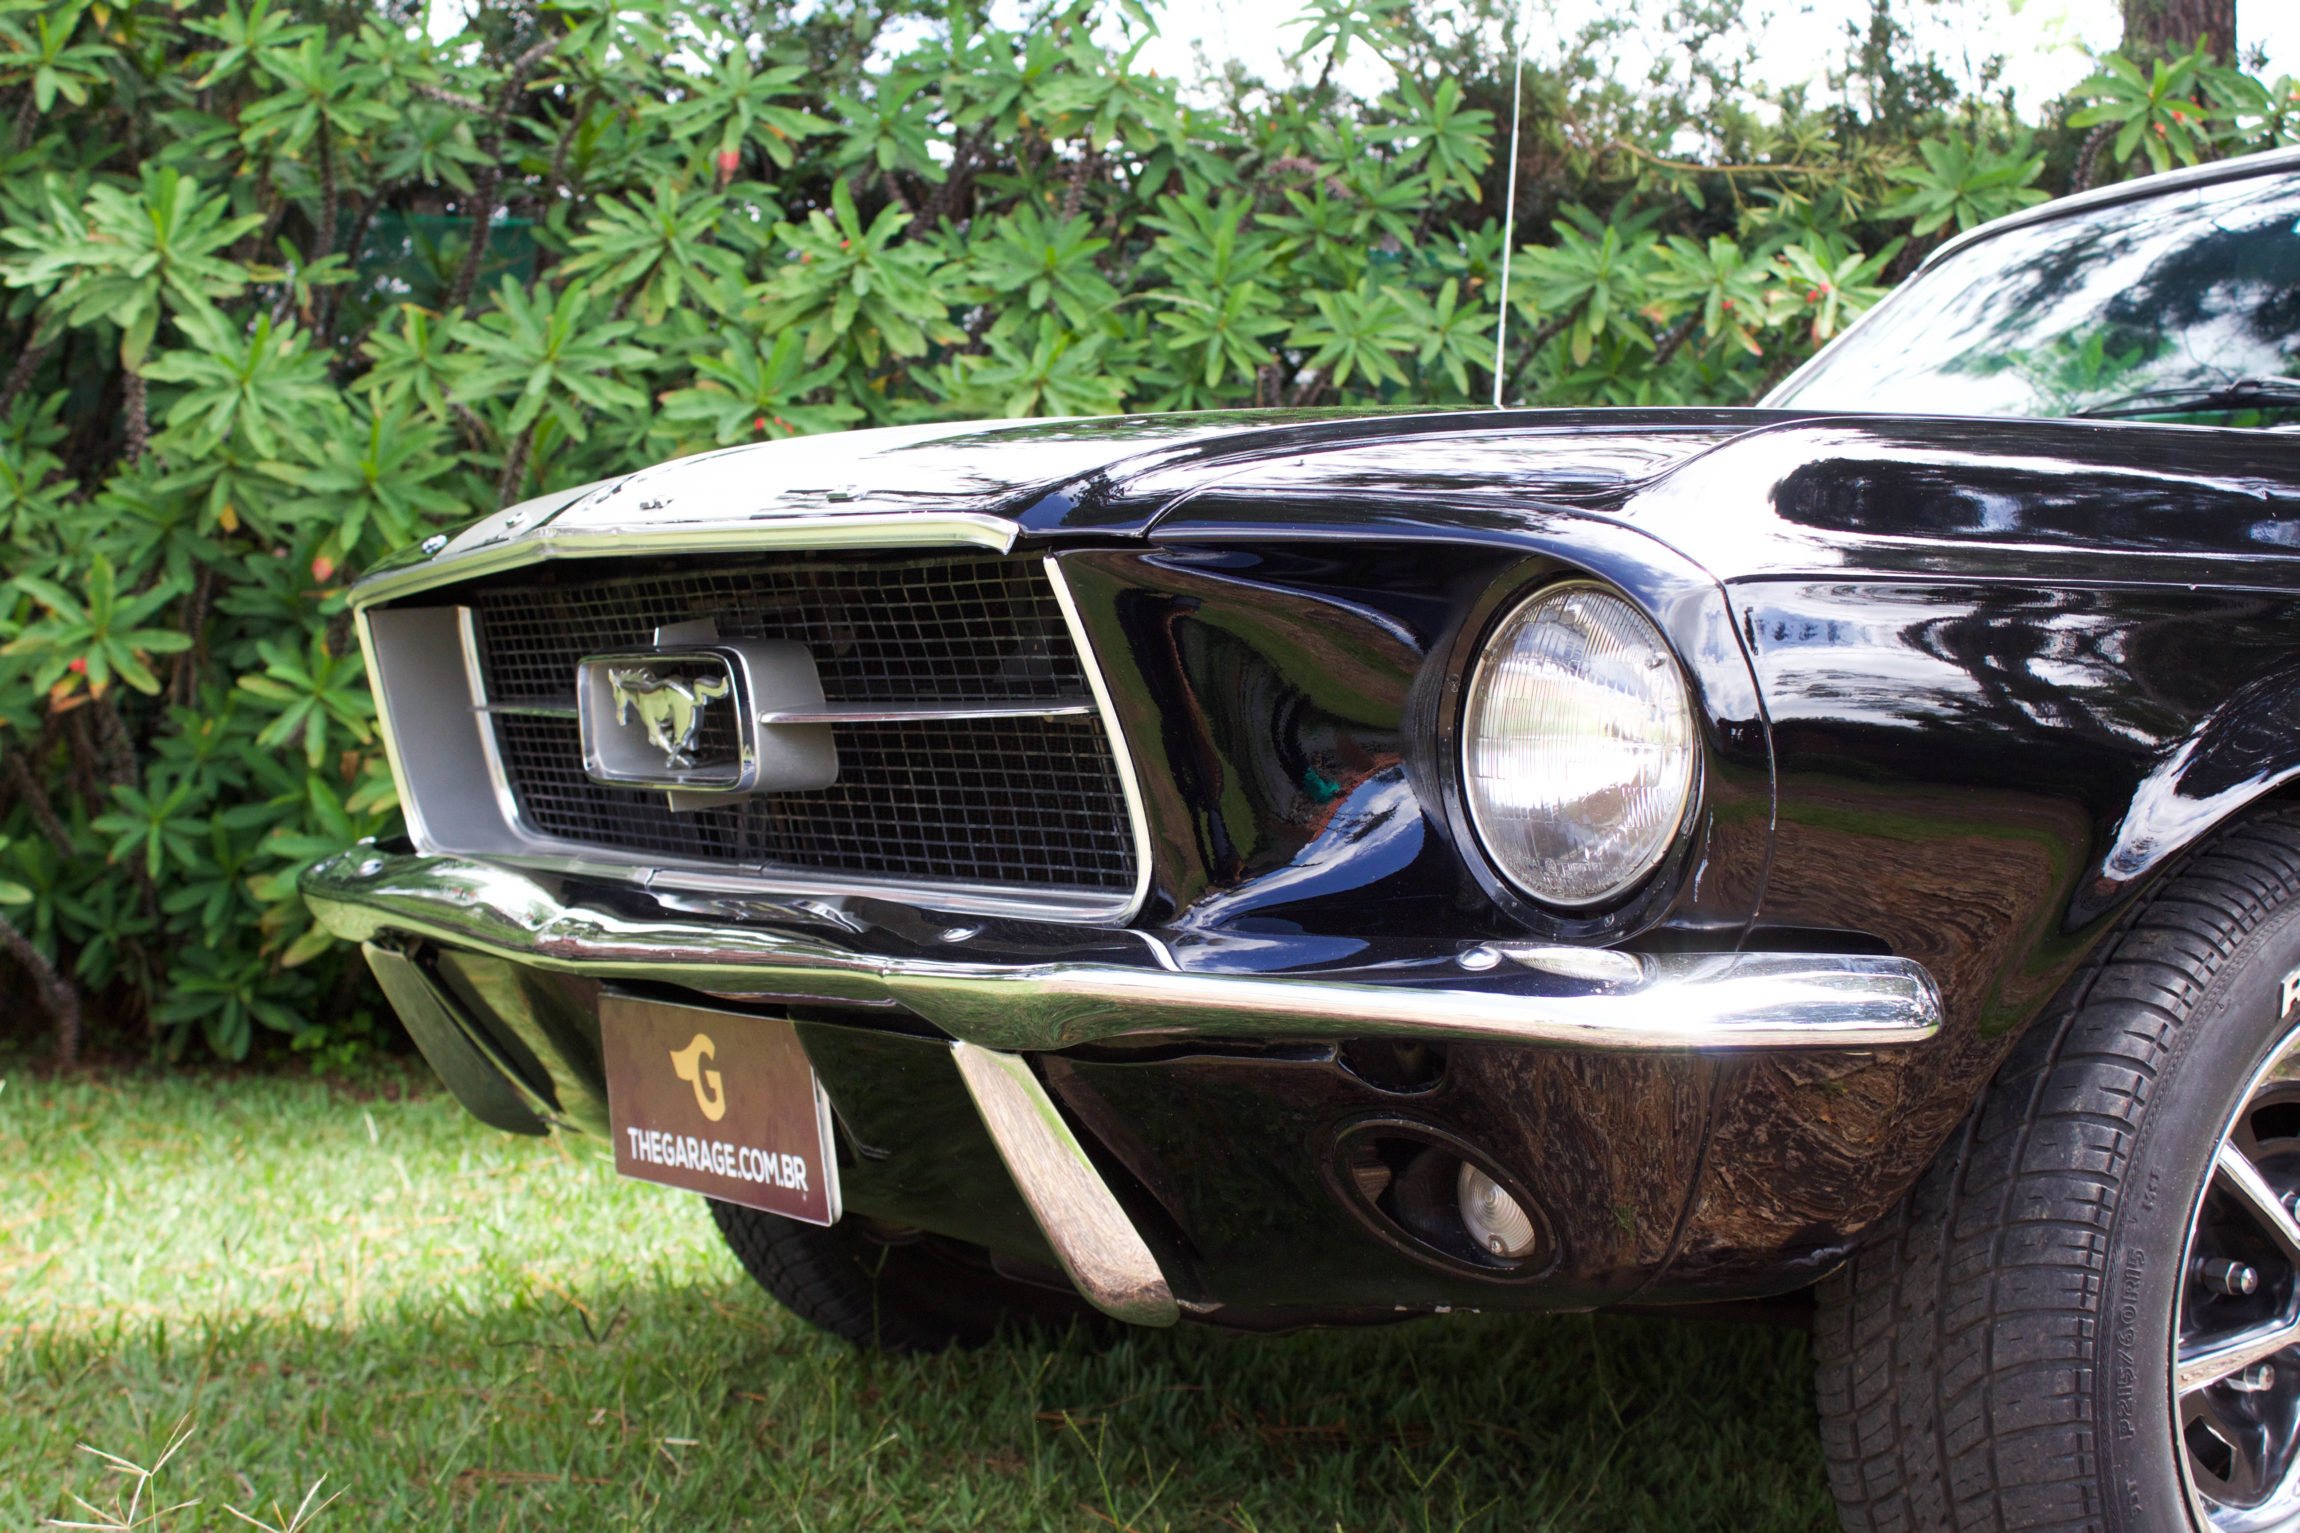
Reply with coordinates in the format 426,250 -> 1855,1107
302,849 -> 1943,1053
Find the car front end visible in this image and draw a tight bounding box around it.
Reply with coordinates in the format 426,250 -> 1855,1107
303,406 -> 1950,1331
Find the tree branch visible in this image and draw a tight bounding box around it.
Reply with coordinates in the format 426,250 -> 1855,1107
4,744 -> 76,859
0,911 -> 81,1068
449,36 -> 560,312
0,333 -> 52,420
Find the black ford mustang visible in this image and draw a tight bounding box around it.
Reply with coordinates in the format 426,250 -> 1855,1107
307,146 -> 2300,1529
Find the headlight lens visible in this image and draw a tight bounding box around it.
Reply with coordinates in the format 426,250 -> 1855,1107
1461,583 -> 1697,908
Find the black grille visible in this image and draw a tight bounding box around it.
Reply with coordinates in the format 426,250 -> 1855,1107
464,555 -> 1137,897
475,557 -> 1086,706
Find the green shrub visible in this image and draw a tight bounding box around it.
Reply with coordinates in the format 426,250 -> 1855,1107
0,0 -> 2291,1065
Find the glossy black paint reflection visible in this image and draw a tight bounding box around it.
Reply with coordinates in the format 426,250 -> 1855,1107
797,1021 -> 1058,1264
1057,543 -> 1465,941
1035,408 -> 2300,1299
1043,1040 -> 1717,1314
1053,521 -> 1770,951
1014,407 -> 1798,532
1615,414 -> 2300,577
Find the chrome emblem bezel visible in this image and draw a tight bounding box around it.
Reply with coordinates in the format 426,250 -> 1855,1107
576,640 -> 837,798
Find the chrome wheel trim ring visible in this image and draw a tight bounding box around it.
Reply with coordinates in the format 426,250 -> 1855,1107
2174,1011 -> 2300,1531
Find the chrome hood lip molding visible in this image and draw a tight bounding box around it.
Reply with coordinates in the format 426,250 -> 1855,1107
301,848 -> 1944,1052
349,414 -> 1300,608
354,504 -> 1027,608
353,421 -> 1070,607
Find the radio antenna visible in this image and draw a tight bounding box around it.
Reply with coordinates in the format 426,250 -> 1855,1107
1490,13 -> 1525,409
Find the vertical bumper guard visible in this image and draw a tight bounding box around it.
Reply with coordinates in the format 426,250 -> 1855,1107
950,1041 -> 1180,1327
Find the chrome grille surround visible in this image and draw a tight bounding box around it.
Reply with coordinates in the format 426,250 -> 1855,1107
360,540 -> 1152,924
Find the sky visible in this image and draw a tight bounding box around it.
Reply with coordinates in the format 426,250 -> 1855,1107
423,0 -> 2300,113
1119,0 -> 2300,112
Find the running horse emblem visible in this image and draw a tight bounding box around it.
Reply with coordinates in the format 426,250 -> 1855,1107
606,666 -> 730,769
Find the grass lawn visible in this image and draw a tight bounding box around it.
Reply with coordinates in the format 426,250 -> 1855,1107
1,1064 -> 1836,1531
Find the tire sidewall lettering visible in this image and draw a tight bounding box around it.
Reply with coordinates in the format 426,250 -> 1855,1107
2099,898 -> 2300,1530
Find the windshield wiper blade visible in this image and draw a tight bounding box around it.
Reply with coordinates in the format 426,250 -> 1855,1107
2073,376 -> 2300,419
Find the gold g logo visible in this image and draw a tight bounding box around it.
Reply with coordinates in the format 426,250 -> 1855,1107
667,1033 -> 727,1122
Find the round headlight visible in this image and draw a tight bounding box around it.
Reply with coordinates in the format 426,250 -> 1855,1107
1461,582 -> 1697,908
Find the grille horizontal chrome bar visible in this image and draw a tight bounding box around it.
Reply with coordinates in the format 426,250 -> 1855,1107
474,699 -> 1097,723
756,700 -> 1097,723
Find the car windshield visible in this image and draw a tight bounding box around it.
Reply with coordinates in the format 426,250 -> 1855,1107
1766,166 -> 2300,426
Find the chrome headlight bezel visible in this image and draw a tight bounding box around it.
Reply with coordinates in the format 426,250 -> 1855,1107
1456,578 -> 1702,913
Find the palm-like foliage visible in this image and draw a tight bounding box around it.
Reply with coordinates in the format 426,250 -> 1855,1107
458,278 -> 658,441
653,37 -> 834,173
1513,212 -> 1659,366
0,0 -> 2277,1064
0,1 -> 114,114
967,204 -> 1119,330
2070,45 -> 2220,174
660,331 -> 862,444
1877,132 -> 2049,235
560,184 -> 749,323
6,554 -> 190,699
753,178 -> 958,362
3,167 -> 259,366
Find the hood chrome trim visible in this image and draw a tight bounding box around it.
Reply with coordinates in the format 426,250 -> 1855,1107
351,511 -> 1023,609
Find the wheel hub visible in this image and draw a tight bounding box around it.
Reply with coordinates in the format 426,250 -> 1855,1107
2177,1027 -> 2300,1529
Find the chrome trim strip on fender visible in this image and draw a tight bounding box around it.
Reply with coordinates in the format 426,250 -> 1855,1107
1044,554 -> 1156,926
950,1041 -> 1179,1326
302,850 -> 1945,1051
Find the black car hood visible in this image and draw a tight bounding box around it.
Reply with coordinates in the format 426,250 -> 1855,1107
1038,407 -> 1782,532
1091,408 -> 2300,587
363,406 -> 2300,603
1610,414 -> 2300,583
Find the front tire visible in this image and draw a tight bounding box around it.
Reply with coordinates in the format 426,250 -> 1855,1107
707,1198 -> 1104,1352
1815,810 -> 2300,1531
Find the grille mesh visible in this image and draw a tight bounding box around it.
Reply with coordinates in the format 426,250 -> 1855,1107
465,555 -> 1137,897
476,558 -> 1086,705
